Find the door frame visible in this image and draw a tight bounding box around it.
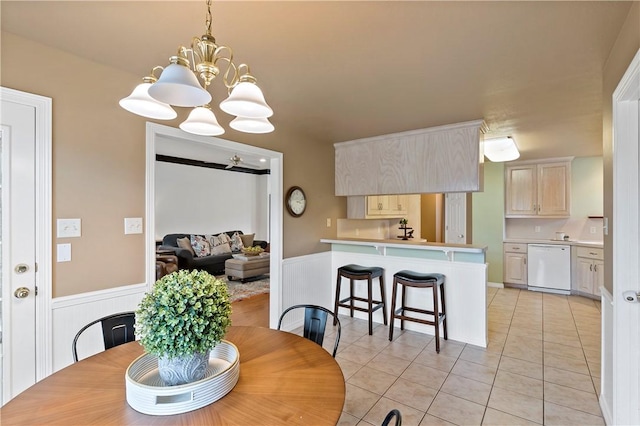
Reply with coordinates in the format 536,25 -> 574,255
145,123 -> 284,328
608,48 -> 640,425
1,87 -> 53,402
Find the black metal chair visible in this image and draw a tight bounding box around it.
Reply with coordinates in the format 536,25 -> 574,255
72,312 -> 136,362
277,304 -> 341,357
381,409 -> 402,426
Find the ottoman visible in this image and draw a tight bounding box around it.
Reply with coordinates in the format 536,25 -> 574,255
225,256 -> 270,282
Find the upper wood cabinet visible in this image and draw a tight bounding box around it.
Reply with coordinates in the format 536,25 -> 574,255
347,194 -> 412,219
335,120 -> 486,196
505,160 -> 571,217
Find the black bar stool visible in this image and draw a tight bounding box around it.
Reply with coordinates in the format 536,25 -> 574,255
334,264 -> 387,335
388,270 -> 447,353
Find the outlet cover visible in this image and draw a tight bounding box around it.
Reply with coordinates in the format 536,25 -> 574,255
534,226 -> 541,233
57,243 -> 71,262
124,217 -> 143,235
590,226 -> 597,234
57,218 -> 81,238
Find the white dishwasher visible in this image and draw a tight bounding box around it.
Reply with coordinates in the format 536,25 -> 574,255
527,244 -> 571,294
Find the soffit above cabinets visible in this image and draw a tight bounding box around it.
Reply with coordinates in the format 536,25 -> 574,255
334,120 -> 486,196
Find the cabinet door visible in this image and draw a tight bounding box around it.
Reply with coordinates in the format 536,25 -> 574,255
538,163 -> 570,216
593,259 -> 604,297
504,252 -> 527,285
505,165 -> 537,216
576,258 -> 594,294
394,195 -> 409,215
366,195 -> 383,215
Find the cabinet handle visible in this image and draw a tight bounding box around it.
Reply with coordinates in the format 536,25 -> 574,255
512,247 -> 520,250
524,258 -> 527,265
589,252 -> 598,256
594,264 -> 598,272
590,264 -> 593,271
398,204 -> 402,210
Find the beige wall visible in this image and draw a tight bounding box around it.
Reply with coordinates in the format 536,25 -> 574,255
602,3 -> 640,295
1,32 -> 343,297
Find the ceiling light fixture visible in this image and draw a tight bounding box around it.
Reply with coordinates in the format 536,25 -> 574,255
119,0 -> 273,135
484,136 -> 520,162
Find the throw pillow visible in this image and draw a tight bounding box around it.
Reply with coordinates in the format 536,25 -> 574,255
230,232 -> 244,251
240,233 -> 255,248
217,233 -> 232,246
211,242 -> 232,255
190,235 -> 211,258
176,237 -> 195,256
205,234 -> 222,247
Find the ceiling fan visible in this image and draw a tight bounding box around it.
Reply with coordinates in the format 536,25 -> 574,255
225,154 -> 244,169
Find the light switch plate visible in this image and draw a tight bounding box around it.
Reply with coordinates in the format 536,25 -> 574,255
57,243 -> 71,262
57,218 -> 81,238
124,217 -> 143,235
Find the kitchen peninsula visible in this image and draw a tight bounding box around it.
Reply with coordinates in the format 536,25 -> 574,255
321,238 -> 488,347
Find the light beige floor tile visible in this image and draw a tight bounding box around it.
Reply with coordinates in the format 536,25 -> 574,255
543,332 -> 582,348
544,401 -> 605,425
380,341 -> 424,362
481,408 -> 541,425
336,356 -> 364,380
367,351 -> 411,377
593,375 -> 601,396
488,321 -> 510,334
502,342 -> 543,364
498,355 -> 543,380
413,349 -> 458,373
425,339 -> 465,359
347,365 -> 398,395
505,333 -> 544,348
339,344 -> 382,365
363,397 -> 425,426
451,359 -> 497,385
394,330 -> 434,349
440,373 -> 492,405
487,386 -> 543,424
544,382 -> 602,416
544,352 -> 590,375
427,392 -> 486,425
384,378 -> 437,412
544,365 -> 596,393
493,370 -> 543,399
343,383 -> 381,418
400,363 -> 449,390
419,414 -> 456,425
460,346 -> 501,369
544,341 -> 586,360
338,411 -> 361,426
352,333 -> 392,352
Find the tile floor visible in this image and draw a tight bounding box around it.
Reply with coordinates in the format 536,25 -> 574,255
318,287 -> 603,425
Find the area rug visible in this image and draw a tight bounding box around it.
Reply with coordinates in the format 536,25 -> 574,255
217,275 -> 270,302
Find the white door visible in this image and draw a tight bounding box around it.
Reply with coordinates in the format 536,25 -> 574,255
608,48 -> 640,425
1,103 -> 37,402
444,192 -> 466,244
1,88 -> 51,405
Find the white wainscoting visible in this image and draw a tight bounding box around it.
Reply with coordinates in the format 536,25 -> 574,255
50,283 -> 147,372
599,288 -> 614,426
278,252 -> 333,331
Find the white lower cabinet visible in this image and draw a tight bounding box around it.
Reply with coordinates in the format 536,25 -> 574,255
503,243 -> 527,286
575,247 -> 603,298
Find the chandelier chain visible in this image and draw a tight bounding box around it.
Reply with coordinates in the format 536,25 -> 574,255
206,0 -> 212,36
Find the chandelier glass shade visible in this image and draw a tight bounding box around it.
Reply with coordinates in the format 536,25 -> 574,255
119,0 -> 273,135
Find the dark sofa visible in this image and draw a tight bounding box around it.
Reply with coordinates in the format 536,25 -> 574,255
158,230 -> 268,276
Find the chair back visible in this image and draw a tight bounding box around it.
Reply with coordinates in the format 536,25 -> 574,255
381,409 -> 402,426
72,312 -> 136,362
277,304 -> 341,357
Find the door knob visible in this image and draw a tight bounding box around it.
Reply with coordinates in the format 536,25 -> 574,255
14,264 -> 29,274
14,287 -> 30,299
458,234 -> 464,238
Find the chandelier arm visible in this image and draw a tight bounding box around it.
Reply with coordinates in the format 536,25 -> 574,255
150,65 -> 165,80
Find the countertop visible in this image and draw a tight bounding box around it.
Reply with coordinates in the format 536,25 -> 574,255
504,238 -> 603,248
321,237 -> 487,253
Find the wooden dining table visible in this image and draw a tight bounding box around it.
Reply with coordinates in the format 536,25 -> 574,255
1,326 -> 346,425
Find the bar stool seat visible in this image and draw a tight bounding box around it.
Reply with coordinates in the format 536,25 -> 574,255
334,264 -> 387,335
389,270 -> 447,352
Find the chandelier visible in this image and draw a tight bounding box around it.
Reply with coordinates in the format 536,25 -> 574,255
119,0 -> 274,135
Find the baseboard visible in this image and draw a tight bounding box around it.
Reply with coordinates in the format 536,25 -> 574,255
599,393 -> 613,426
487,281 -> 504,288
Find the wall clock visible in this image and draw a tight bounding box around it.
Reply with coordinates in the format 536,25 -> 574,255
286,186 -> 307,217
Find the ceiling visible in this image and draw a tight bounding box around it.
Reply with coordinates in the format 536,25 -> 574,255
1,1 -> 632,161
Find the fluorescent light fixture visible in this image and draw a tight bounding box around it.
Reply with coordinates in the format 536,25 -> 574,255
484,137 -> 520,162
